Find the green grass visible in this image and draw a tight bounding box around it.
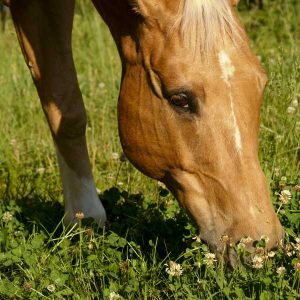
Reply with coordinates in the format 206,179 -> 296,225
0,0 -> 299,299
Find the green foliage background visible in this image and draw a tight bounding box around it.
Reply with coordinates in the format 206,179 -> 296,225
0,0 -> 299,299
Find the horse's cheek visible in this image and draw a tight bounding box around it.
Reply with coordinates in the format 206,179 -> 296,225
118,73 -> 170,180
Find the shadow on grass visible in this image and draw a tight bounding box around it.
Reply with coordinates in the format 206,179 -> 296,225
10,186 -> 192,259
16,195 -> 65,234
100,187 -> 192,259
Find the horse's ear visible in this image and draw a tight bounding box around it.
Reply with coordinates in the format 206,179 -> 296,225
129,0 -> 162,18
230,0 -> 240,6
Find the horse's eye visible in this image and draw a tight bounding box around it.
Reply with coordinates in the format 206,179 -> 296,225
170,93 -> 189,108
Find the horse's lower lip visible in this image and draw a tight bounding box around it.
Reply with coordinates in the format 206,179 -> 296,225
215,239 -> 284,269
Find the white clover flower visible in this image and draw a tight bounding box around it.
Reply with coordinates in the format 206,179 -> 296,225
240,236 -> 253,244
276,266 -> 286,275
260,235 -> 270,245
47,284 -> 55,293
278,176 -> 287,188
119,260 -> 129,273
273,167 -> 280,177
252,255 -> 264,269
219,235 -> 229,244
287,106 -> 296,114
285,243 -> 294,257
279,190 -> 292,205
279,239 -> 285,248
204,253 -> 217,267
237,242 -> 246,250
255,247 -> 265,255
23,282 -> 32,291
111,152 -> 120,160
107,173 -> 114,180
2,212 -> 13,222
197,279 -> 207,287
291,98 -> 299,108
292,238 -> 300,252
37,167 -> 45,174
268,251 -> 276,258
192,235 -> 202,243
109,292 -> 121,300
89,270 -> 95,278
165,261 -> 183,277
10,139 -> 17,146
99,82 -> 106,89
294,260 -> 300,271
75,212 -> 84,220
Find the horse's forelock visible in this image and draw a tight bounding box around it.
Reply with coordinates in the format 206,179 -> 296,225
179,0 -> 242,59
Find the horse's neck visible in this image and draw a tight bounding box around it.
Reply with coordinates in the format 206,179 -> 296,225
92,0 -> 140,65
92,0 -> 137,36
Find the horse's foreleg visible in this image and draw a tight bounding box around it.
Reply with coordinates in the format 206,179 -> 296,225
10,0 -> 106,226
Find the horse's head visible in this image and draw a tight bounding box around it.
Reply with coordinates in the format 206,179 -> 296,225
104,0 -> 283,259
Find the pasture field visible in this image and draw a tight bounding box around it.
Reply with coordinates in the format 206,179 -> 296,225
0,0 -> 299,299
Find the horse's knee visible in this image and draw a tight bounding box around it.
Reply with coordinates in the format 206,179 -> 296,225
57,109 -> 87,141
43,93 -> 87,141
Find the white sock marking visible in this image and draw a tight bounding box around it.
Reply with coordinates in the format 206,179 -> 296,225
218,50 -> 243,154
57,151 -> 107,227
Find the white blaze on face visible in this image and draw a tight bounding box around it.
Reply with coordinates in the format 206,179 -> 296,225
218,50 -> 242,154
218,50 -> 235,84
56,151 -> 107,227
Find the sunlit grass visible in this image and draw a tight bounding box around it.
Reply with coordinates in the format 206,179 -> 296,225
0,0 -> 299,299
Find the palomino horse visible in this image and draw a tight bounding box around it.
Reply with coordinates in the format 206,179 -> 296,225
2,0 -> 283,260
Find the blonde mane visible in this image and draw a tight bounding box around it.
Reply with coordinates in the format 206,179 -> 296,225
179,0 -> 242,58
